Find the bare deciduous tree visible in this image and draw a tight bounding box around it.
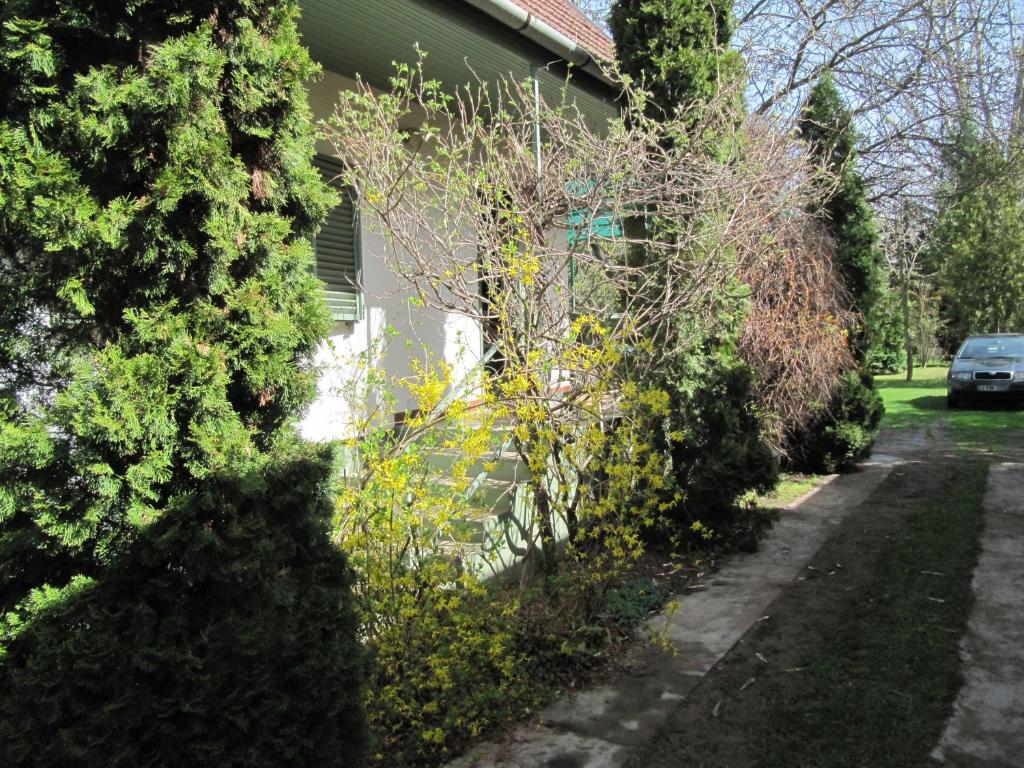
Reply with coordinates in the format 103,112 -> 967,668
326,66 -> 824,384
737,0 -> 1021,206
572,0 -> 613,29
574,0 -> 1022,207
878,202 -> 933,378
325,61 -> 848,569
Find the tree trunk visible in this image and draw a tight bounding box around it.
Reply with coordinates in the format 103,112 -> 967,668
534,481 -> 556,577
1011,45 -> 1024,142
903,272 -> 914,381
916,288 -> 929,368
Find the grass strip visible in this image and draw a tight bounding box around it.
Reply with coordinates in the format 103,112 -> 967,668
757,473 -> 826,508
753,460 -> 988,768
876,367 -> 1024,450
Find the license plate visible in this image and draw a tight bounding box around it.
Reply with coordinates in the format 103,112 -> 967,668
978,384 -> 1009,392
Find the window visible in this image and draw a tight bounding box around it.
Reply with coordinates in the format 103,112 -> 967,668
313,155 -> 363,322
959,337 -> 1024,359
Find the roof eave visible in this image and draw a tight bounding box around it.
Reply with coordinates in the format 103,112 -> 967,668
461,0 -> 615,87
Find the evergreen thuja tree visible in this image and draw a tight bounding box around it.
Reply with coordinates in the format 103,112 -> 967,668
789,73 -> 883,472
928,121 -> 1024,348
0,2 -> 365,765
610,1 -> 777,540
610,0 -> 743,127
799,72 -> 885,339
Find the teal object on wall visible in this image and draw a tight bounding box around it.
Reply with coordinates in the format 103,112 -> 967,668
566,180 -> 622,245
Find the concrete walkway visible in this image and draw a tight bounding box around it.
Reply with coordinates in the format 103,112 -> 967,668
933,462 -> 1024,768
449,455 -> 898,768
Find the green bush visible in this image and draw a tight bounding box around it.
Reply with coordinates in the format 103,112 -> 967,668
610,1 -> 773,541
603,577 -> 672,629
0,0 -> 366,763
799,73 -> 885,335
658,331 -> 779,539
866,288 -> 905,374
792,76 -> 886,472
610,0 -> 744,128
0,451 -> 367,768
672,354 -> 779,524
788,370 -> 884,474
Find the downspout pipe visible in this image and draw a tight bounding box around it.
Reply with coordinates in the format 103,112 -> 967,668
531,64 -> 543,178
462,0 -> 614,87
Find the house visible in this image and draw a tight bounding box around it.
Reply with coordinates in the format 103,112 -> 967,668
295,0 -> 617,441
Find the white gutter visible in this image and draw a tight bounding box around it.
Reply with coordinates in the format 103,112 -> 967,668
462,0 -> 614,87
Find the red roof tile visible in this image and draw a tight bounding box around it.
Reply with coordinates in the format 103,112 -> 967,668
508,0 -> 614,61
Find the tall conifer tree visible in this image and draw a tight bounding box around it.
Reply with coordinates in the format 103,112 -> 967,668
929,121 -> 1024,346
799,72 -> 885,355
609,0 -> 777,534
789,73 -> 884,472
610,0 -> 743,127
0,2 -> 365,764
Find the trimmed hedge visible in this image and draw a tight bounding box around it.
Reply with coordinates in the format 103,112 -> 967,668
0,452 -> 367,768
788,370 -> 884,474
667,350 -> 779,527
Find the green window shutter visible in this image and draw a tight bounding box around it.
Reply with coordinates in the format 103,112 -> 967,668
314,155 -> 363,322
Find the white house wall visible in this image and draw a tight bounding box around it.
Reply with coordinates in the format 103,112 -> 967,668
301,70 -> 484,442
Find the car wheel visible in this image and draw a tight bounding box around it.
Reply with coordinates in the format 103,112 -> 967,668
947,395 -> 958,409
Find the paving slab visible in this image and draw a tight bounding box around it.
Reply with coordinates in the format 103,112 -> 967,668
448,454 -> 898,768
448,725 -> 628,768
933,462 -> 1024,768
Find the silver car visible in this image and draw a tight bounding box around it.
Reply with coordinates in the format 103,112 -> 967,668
947,333 -> 1024,408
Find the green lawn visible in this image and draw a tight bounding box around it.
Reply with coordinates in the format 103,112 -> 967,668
876,365 -> 1024,450
875,366 -> 950,430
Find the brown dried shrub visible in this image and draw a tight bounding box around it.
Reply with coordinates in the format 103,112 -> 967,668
738,210 -> 856,451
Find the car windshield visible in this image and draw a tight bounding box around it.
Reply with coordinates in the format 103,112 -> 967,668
958,337 -> 1024,359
